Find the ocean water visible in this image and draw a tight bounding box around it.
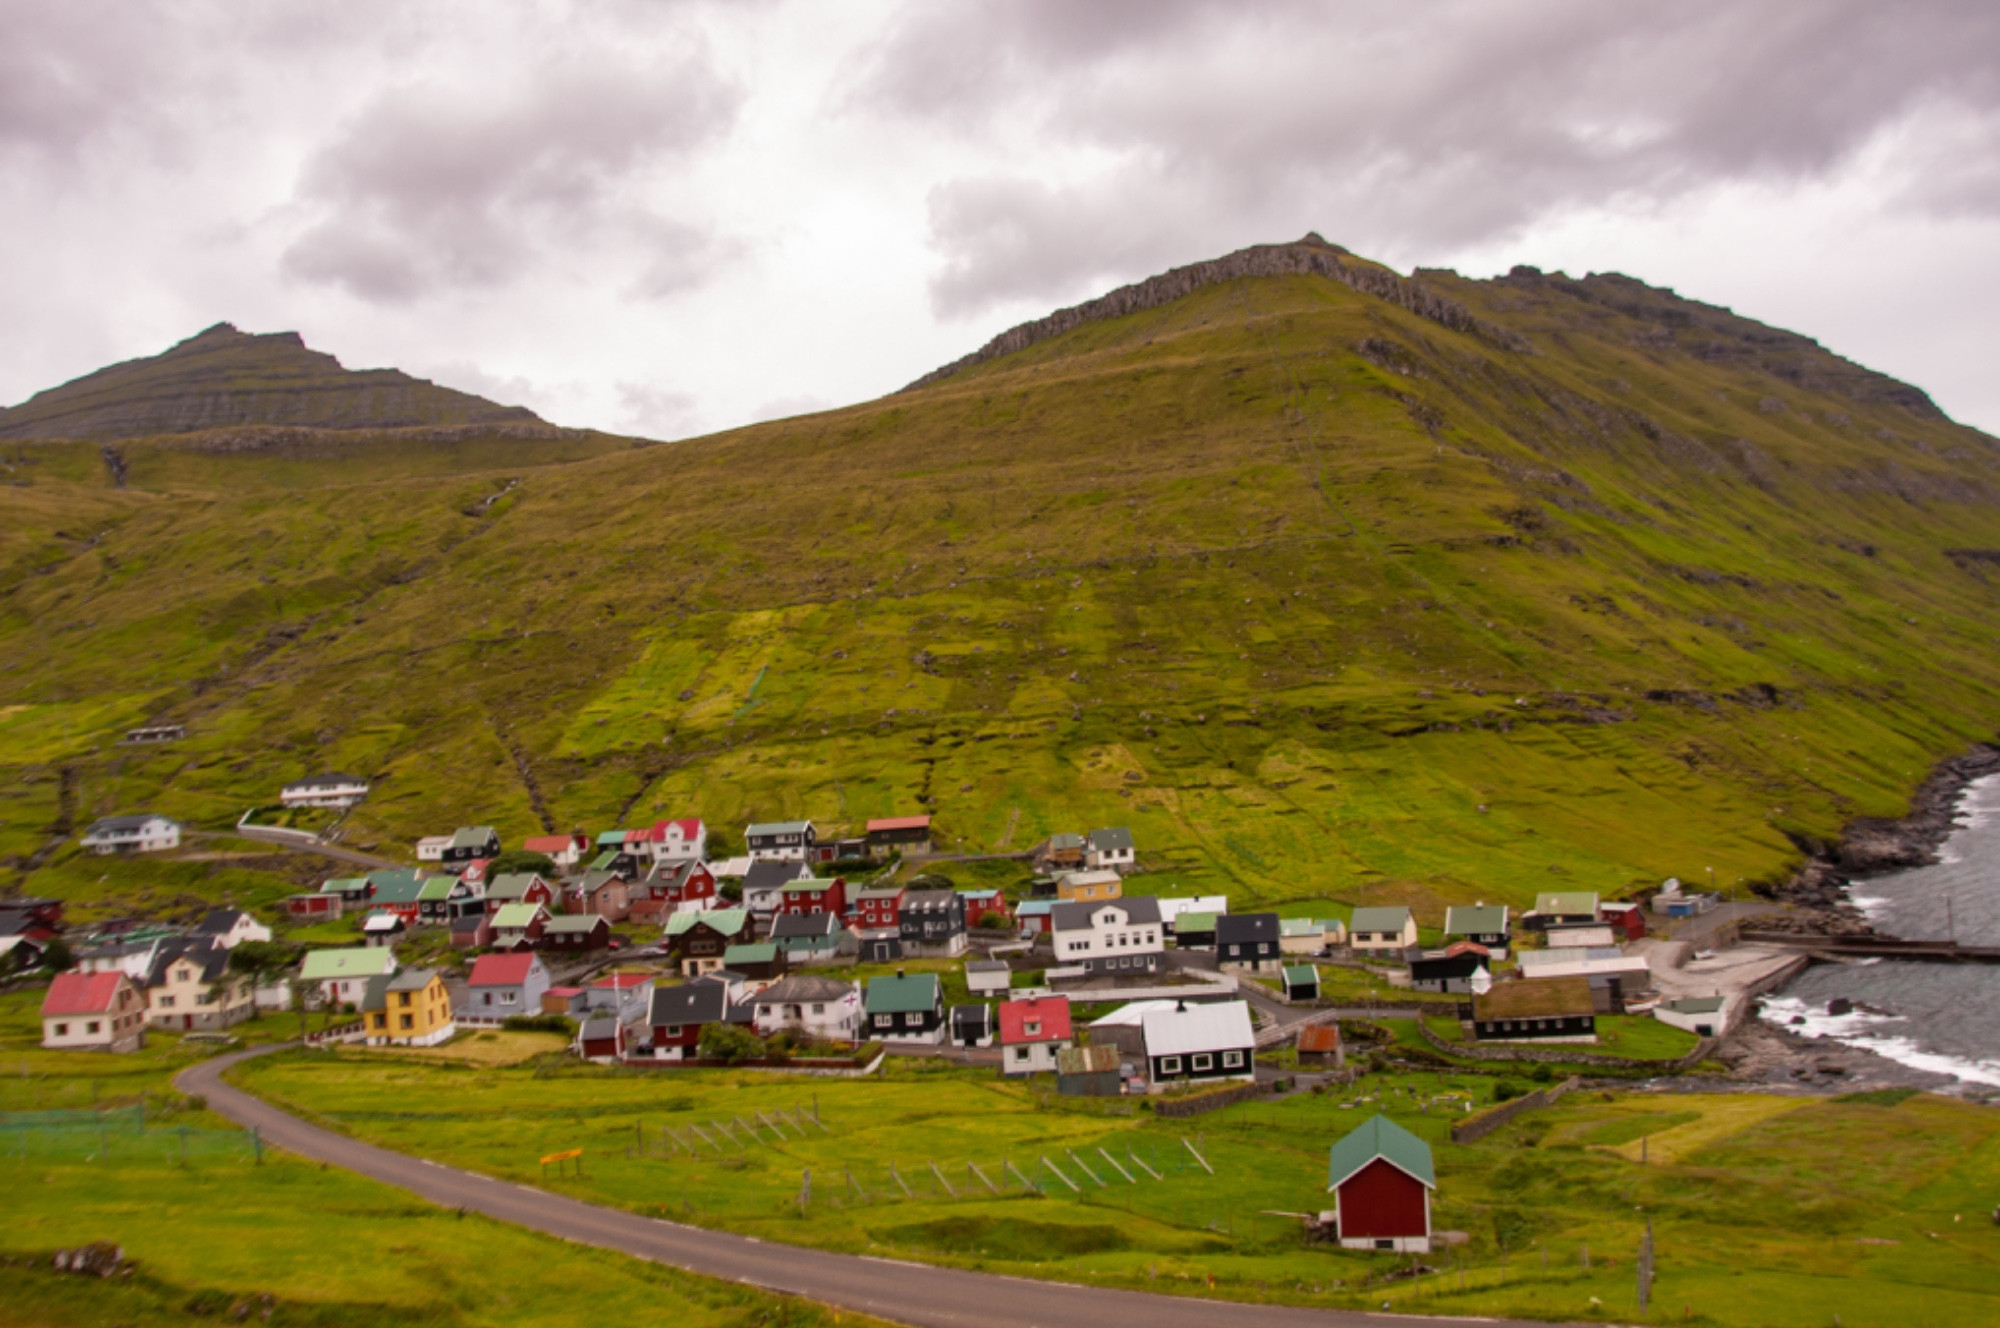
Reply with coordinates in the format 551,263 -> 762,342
1759,773 -> 2000,1090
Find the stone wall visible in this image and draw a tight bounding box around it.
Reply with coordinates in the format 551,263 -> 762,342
1154,1080 -> 1272,1118
1451,1077 -> 1584,1144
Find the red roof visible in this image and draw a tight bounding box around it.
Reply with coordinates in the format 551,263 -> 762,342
546,986 -> 585,998
1298,1024 -> 1343,1054
1443,940 -> 1491,959
653,818 -> 703,839
997,995 -> 1073,1045
867,815 -> 931,832
42,971 -> 127,1016
467,953 -> 538,986
592,972 -> 651,990
523,835 -> 579,854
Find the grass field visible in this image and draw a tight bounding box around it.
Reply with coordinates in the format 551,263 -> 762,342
227,1045 -> 2000,1326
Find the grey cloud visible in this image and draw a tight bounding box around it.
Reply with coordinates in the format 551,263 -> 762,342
855,0 -> 2000,318
283,51 -> 742,303
617,380 -> 701,439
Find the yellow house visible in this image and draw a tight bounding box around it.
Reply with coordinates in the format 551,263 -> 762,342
146,941 -> 254,1032
1056,869 -> 1123,903
361,968 -> 455,1047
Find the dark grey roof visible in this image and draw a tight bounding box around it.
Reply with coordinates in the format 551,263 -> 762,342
744,859 -> 812,891
84,814 -> 172,835
283,773 -> 367,790
143,937 -> 228,987
753,975 -> 855,1005
1411,953 -> 1488,980
648,981 -> 731,1026
195,908 -> 249,935
951,1004 -> 993,1034
578,1014 -> 623,1041
1087,827 -> 1135,852
1050,895 -> 1163,931
771,912 -> 840,939
1216,913 -> 1280,945
902,889 -> 959,913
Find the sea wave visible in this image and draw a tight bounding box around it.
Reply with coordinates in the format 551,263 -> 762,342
1759,995 -> 2000,1089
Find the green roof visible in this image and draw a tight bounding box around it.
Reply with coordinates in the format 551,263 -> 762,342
449,826 -> 497,850
416,878 -> 455,902
1176,911 -> 1218,931
1327,1114 -> 1435,1191
1535,891 -> 1600,916
486,873 -> 545,902
1046,833 -> 1086,850
300,947 -> 391,981
865,973 -> 940,1015
781,878 -> 839,894
491,903 -> 546,928
1349,906 -> 1413,934
1445,905 -> 1510,935
597,829 -> 631,846
544,915 -> 606,934
1283,964 -> 1319,985
1280,917 -> 1322,937
748,820 -> 812,836
365,869 -> 429,904
724,943 -> 778,965
590,849 -> 621,871
320,876 -> 366,895
665,907 -> 749,937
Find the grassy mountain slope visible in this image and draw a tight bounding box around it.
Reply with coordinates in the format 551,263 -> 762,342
0,321 -> 541,440
7,239 -> 2000,920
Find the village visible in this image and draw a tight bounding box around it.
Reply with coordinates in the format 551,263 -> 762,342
0,768 -> 1805,1264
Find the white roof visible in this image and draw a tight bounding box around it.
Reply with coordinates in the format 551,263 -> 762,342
1089,999 -> 1181,1028
1517,946 -> 1650,977
1140,1000 -> 1256,1057
1156,895 -> 1229,920
710,856 -> 754,878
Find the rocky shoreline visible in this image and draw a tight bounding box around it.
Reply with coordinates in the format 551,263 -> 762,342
1753,742 -> 2000,936
1715,1011 -> 1978,1097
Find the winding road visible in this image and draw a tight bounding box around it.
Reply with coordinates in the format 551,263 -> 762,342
178,1047 -> 1535,1328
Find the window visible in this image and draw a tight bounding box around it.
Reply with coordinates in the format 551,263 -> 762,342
875,1014 -> 892,1028
87,1021 -> 101,1034
1223,1050 -> 1244,1068
1014,1047 -> 1031,1062
812,1003 -> 824,1014
1160,1056 -> 1182,1074
399,1014 -> 414,1030
398,992 -> 412,1007
54,1022 -> 67,1036
665,1025 -> 682,1037
1192,1053 -> 1214,1072
1024,1021 -> 1041,1036
1375,1239 -> 1395,1251
161,995 -> 176,1008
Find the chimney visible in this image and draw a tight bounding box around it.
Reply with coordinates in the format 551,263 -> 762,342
897,968 -> 905,979
1175,999 -> 1186,1012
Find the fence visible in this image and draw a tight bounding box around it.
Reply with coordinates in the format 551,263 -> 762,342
1451,1077 -> 1584,1143
0,1108 -> 260,1165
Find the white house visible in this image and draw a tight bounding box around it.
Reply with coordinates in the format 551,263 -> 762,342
742,858 -> 811,915
1085,827 -> 1137,873
1140,999 -> 1257,1087
142,939 -> 254,1032
651,817 -> 706,863
193,908 -> 272,950
1049,896 -> 1164,976
41,971 -> 148,1052
1654,995 -> 1726,1037
1158,895 -> 1230,934
1348,906 -> 1418,954
79,814 -> 181,855
299,946 -> 397,1007
414,835 -> 452,862
749,974 -> 860,1042
279,774 -> 370,809
745,820 -> 816,862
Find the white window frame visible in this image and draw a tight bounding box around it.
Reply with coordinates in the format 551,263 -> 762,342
1192,1053 -> 1214,1072
1159,1056 -> 1182,1074
1222,1050 -> 1244,1068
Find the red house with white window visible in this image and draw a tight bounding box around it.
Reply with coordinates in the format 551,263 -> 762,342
632,859 -> 717,922
997,995 -> 1072,1076
959,888 -> 1010,928
1325,1115 -> 1436,1253
778,876 -> 847,920
851,883 -> 905,932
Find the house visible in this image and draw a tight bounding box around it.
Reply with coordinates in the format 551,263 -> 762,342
1652,879 -> 1720,919
1470,976 -> 1598,1042
1057,869 -> 1123,903
466,953 -> 551,1020
41,971 -> 147,1052
1087,999 -> 1179,1061
362,869 -> 430,925
194,909 -> 271,950
721,942 -> 786,982
854,928 -> 902,963
1348,906 -> 1418,954
577,1013 -> 630,1062
1141,999 -> 1255,1086
770,911 -> 844,965
1544,922 -> 1617,949
1525,891 -> 1600,932
900,889 -> 966,957
486,872 -> 558,909
742,858 -> 812,915
451,908 -> 494,951
541,985 -> 588,1017
1408,951 -> 1491,995
1601,901 -> 1647,941
300,946 -> 396,1008
649,978 -> 734,1060
1443,904 -> 1511,956
415,835 -> 452,862
1085,827 -> 1137,874
587,842 -> 645,880
959,889 -> 1011,929
564,869 -> 631,922
360,911 -> 406,948
1217,913 -> 1283,973
521,833 -> 590,872
666,908 -> 751,976
865,815 -> 932,857
1283,964 -> 1322,1002
589,972 -> 654,1022
1655,995 -> 1726,1037
1056,1044 -> 1123,1097
284,891 -> 342,921
124,723 -> 185,743
651,817 -> 707,863
998,995 -> 1073,1075
1173,911 -> 1219,949
319,876 -> 373,907
950,1003 -> 995,1047
1281,917 -> 1340,955
750,975 -> 860,1042
1297,1022 -> 1343,1066
745,820 -> 816,862
633,859 -> 717,920
280,774 -> 369,809
540,914 -> 611,953
80,814 -> 181,855
865,971 -> 945,1044
813,836 -> 868,864
360,968 -> 455,1046
778,876 -> 847,919
965,959 -> 1013,998
442,826 -> 502,867
1049,896 -> 1165,976
1034,833 -> 1089,875
1515,946 -> 1652,1011
1015,899 -> 1055,936
490,902 -> 550,950
851,884 -> 906,933
1326,1115 -> 1436,1253
417,874 -> 484,928
1158,895 -> 1230,935
142,939 -> 253,1031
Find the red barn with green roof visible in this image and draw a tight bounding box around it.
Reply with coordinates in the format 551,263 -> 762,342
1326,1114 -> 1436,1253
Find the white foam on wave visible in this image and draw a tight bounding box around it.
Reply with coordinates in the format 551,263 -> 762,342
1759,995 -> 2000,1089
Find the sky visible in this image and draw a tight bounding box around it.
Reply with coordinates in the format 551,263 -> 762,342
4,0 -> 1999,440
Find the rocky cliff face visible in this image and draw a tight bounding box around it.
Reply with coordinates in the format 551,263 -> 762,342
0,322 -> 543,441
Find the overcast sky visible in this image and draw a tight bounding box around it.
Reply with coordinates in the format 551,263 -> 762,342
5,0 -> 1999,439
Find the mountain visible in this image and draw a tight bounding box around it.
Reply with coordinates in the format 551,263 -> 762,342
7,237 -> 2000,927
0,322 -> 543,441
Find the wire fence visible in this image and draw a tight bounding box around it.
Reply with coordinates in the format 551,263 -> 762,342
0,1107 -> 260,1165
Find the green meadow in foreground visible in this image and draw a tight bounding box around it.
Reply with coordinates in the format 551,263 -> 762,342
10,238 -> 2000,923
233,1046 -> 2000,1327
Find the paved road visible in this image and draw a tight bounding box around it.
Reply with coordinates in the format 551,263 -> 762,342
186,828 -> 402,871
179,1048 -> 1539,1328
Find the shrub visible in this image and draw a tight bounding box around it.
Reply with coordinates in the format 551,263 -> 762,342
1493,1079 -> 1523,1103
502,1014 -> 573,1034
1528,1062 -> 1556,1083
698,1023 -> 765,1064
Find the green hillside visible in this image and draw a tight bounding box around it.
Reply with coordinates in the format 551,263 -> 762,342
7,237 -> 2000,921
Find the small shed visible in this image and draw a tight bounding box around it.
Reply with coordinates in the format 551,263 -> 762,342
949,1003 -> 995,1048
965,959 -> 1013,997
1297,1022 -> 1343,1067
1056,1044 -> 1122,1097
1282,963 -> 1321,1002
1326,1114 -> 1435,1253
1654,994 -> 1725,1037
541,985 -> 588,1017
